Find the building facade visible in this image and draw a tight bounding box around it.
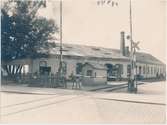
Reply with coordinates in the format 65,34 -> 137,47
2,32 -> 166,82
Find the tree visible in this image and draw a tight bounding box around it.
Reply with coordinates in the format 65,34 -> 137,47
1,0 -> 58,76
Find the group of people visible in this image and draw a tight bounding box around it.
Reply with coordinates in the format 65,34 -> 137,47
69,73 -> 83,89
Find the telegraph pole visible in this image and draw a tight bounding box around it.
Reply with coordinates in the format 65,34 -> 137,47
129,0 -> 134,82
128,0 -> 137,93
60,0 -> 63,65
129,0 -> 133,54
96,0 -> 138,92
59,0 -> 63,79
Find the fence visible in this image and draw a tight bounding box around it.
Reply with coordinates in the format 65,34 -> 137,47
2,73 -> 67,88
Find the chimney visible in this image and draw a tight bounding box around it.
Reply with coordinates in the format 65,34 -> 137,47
120,31 -> 125,56
125,46 -> 130,56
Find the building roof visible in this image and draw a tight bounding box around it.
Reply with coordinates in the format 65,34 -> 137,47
83,62 -> 107,70
135,52 -> 164,65
40,43 -> 164,65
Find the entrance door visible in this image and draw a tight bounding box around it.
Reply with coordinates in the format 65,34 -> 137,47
105,64 -> 113,80
139,66 -> 142,75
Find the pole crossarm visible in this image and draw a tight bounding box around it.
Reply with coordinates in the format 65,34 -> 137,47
132,41 -> 140,50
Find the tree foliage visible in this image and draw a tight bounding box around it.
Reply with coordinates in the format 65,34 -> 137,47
1,0 -> 58,61
1,0 -> 58,76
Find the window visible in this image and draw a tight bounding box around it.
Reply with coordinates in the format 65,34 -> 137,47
136,65 -> 138,74
139,66 -> 142,75
62,49 -> 69,52
104,52 -> 111,55
158,67 -> 160,73
154,67 -> 156,74
76,63 -> 83,74
39,66 -> 51,75
143,66 -> 145,74
39,61 -> 47,67
39,61 -> 48,75
62,62 -> 67,74
87,70 -> 93,76
105,64 -> 113,76
92,47 -> 100,51
120,64 -> 124,74
151,67 -> 153,74
23,65 -> 29,74
116,64 -> 123,74
95,72 -> 97,77
66,46 -> 73,49
127,64 -> 131,77
160,68 -> 162,74
147,66 -> 150,74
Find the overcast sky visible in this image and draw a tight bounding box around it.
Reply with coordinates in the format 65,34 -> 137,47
38,0 -> 166,63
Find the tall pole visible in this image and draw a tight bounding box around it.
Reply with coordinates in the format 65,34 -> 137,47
59,0 -> 63,74
128,0 -> 137,92
130,0 -> 133,53
129,0 -> 133,80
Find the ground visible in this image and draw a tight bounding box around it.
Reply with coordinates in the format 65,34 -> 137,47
0,81 -> 166,123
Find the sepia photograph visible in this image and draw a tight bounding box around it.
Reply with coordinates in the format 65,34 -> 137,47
0,0 -> 166,124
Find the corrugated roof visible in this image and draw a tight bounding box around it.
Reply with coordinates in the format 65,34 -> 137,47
40,43 -> 164,65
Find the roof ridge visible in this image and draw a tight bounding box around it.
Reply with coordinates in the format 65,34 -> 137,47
56,42 -> 119,51
46,42 -> 164,65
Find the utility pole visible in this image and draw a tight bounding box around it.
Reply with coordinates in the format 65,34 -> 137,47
58,0 -> 63,81
128,0 -> 137,93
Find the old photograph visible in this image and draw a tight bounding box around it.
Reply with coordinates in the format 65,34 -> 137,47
0,0 -> 166,124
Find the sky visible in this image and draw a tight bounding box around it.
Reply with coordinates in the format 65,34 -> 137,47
38,0 -> 166,63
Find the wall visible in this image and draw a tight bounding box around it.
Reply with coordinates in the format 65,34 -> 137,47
32,57 -> 77,78
136,62 -> 165,78
31,56 -> 165,80
32,57 -> 130,78
81,64 -> 107,85
99,60 -> 130,79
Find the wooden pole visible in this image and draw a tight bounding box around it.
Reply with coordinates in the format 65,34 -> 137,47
59,0 -> 63,75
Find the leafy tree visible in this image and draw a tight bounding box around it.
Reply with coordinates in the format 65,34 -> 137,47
1,0 -> 58,76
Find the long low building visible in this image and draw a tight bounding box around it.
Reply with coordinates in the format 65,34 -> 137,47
30,42 -> 165,79
2,32 -> 166,84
